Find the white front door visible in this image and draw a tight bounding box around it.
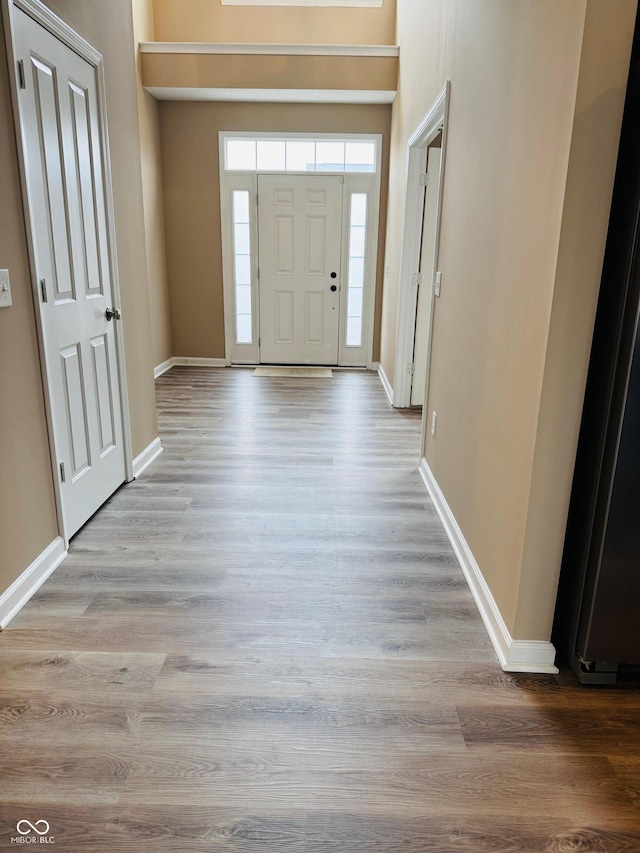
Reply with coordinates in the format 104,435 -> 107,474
258,174 -> 343,365
15,8 -> 126,537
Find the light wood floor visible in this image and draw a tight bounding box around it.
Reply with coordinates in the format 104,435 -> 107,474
1,367 -> 640,851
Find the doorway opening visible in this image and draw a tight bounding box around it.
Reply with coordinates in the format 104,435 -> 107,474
219,133 -> 382,367
411,133 -> 442,406
393,82 -> 450,413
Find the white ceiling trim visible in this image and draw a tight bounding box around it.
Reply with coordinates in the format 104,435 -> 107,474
145,86 -> 395,104
139,42 -> 398,57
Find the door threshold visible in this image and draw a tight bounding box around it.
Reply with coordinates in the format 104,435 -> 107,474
231,363 -> 370,371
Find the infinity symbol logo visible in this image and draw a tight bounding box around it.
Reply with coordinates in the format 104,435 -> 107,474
16,820 -> 50,836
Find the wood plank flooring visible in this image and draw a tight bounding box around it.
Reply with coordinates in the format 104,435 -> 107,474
1,367 -> 640,850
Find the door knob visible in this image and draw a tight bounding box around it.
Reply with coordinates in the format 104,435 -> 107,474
330,285 -> 337,292
330,272 -> 337,279
106,307 -> 121,321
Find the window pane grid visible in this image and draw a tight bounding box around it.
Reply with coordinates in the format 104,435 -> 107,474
232,190 -> 253,344
346,193 -> 367,347
226,138 -> 376,173
257,140 -> 286,171
285,140 -> 316,171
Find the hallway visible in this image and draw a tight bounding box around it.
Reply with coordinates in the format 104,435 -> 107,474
0,368 -> 640,850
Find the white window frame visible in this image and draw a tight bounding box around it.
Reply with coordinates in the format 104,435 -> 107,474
221,175 -> 259,362
219,131 -> 382,368
221,1 -> 383,7
339,177 -> 376,365
223,135 -> 378,174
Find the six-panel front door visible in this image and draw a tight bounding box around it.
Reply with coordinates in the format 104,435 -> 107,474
258,175 -> 343,365
15,8 -> 126,537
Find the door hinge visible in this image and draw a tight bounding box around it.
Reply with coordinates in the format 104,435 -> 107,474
257,267 -> 260,281
419,172 -> 429,187
412,272 -> 422,288
17,60 -> 26,90
256,193 -> 259,206
59,461 -> 66,483
40,278 -> 48,303
407,362 -> 414,376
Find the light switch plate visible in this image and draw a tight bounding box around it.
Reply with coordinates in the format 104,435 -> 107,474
0,270 -> 12,308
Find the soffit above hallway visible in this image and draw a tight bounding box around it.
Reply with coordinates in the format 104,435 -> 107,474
140,42 -> 398,103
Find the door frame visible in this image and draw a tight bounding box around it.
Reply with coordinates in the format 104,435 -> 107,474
2,0 -> 133,546
393,81 -> 450,409
410,144 -> 442,407
218,131 -> 382,368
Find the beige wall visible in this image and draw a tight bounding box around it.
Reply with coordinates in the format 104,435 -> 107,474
152,0 -> 396,45
514,0 -> 636,640
160,101 -> 391,360
43,0 -> 158,458
133,0 -> 173,368
380,0 -> 635,640
0,15 -> 59,598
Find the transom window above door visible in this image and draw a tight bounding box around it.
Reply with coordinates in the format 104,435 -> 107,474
225,137 -> 376,173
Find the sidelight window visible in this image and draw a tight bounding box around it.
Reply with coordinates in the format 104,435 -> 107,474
346,193 -> 367,347
232,190 -> 253,344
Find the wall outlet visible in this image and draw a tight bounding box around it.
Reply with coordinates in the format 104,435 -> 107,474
0,270 -> 12,308
431,411 -> 437,437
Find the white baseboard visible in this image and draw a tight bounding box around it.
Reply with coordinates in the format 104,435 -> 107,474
132,437 -> 163,479
0,536 -> 67,630
501,639 -> 559,673
154,357 -> 174,378
172,357 -> 227,368
155,357 -> 228,377
377,363 -> 394,405
419,457 -> 558,674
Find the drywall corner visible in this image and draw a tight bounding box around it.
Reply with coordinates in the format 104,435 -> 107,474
514,0 -> 637,641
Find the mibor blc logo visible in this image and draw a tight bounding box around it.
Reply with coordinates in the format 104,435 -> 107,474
10,820 -> 55,845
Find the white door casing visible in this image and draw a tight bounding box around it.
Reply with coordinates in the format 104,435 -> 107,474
411,146 -> 442,407
393,82 -> 449,410
258,174 -> 343,365
12,5 -> 127,537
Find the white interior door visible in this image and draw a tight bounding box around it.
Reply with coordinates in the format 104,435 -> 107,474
258,174 -> 343,365
411,146 -> 442,406
14,8 -> 126,537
